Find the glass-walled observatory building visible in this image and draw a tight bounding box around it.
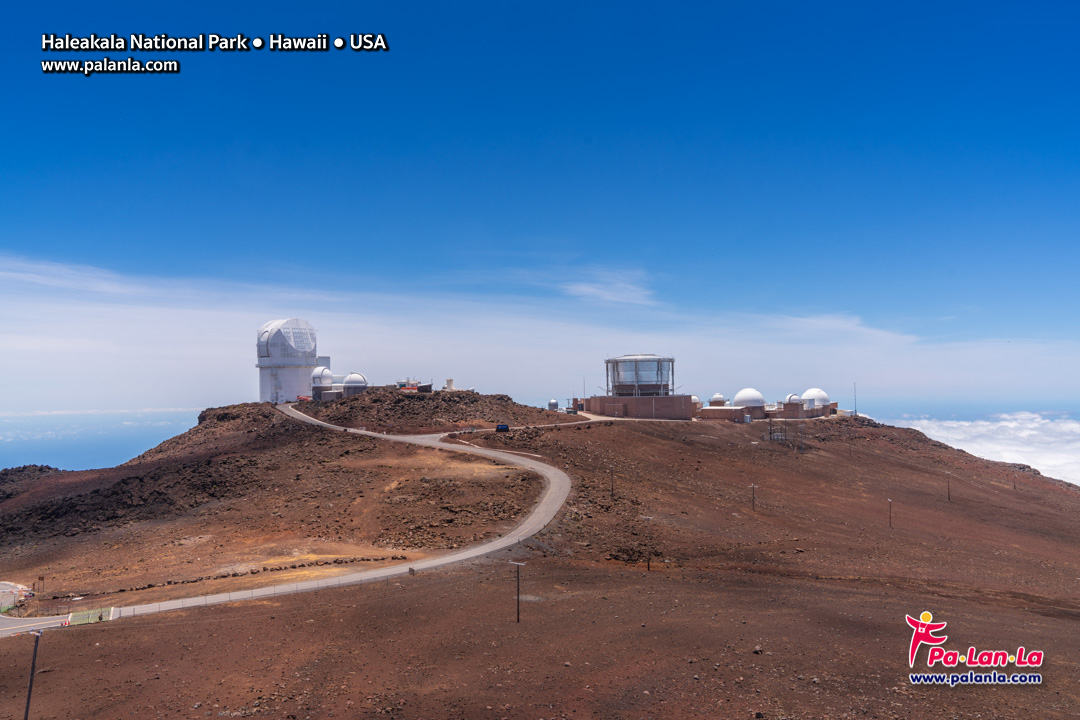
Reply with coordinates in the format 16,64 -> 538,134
588,353 -> 691,419
605,354 -> 675,397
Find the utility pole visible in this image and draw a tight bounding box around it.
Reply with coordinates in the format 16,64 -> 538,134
888,498 -> 892,529
24,630 -> 42,720
946,472 -> 951,502
640,516 -> 654,570
609,469 -> 615,503
749,484 -> 758,512
853,382 -> 858,418
510,561 -> 525,623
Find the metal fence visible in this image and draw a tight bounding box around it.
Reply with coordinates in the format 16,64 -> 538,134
69,608 -> 112,626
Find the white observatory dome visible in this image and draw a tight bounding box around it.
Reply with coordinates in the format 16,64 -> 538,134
311,366 -> 334,387
711,393 -> 726,404
342,372 -> 369,387
733,388 -> 766,407
256,318 -> 318,366
801,388 -> 830,407
691,395 -> 700,403
784,393 -> 802,404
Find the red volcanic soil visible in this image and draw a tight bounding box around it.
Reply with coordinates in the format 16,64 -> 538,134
295,387 -> 580,434
2,414 -> 1080,719
0,404 -> 541,613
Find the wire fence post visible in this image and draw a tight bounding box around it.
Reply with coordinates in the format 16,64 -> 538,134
510,561 -> 526,623
23,630 -> 42,720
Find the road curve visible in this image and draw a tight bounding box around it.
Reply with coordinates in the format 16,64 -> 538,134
1,405 -> 573,637
0,613 -> 68,637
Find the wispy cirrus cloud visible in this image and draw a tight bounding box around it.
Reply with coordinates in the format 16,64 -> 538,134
560,269 -> 658,306
0,255 -> 142,296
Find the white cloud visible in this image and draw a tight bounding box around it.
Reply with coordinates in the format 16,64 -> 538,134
0,256 -> 140,296
893,412 -> 1080,485
1,254 -> 1079,422
560,269 -> 658,306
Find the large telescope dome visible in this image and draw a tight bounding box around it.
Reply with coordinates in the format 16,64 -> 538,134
801,388 -> 830,408
733,388 -> 766,407
256,318 -> 318,367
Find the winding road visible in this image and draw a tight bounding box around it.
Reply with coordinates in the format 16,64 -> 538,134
0,405 -> 574,638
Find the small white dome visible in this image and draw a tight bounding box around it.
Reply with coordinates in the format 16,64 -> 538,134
784,393 -> 802,404
733,388 -> 765,407
802,388 -> 830,407
342,372 -> 368,387
311,366 -> 334,386
711,393 -> 726,404
691,395 -> 700,403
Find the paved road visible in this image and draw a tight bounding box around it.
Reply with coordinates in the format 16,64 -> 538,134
1,406 -> 573,637
0,583 -> 69,637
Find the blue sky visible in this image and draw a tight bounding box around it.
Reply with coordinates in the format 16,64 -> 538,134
2,2 -> 1079,473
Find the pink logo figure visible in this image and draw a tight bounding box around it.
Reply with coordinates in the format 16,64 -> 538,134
906,611 -> 948,668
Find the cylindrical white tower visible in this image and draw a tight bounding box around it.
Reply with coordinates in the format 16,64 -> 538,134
256,318 -> 318,404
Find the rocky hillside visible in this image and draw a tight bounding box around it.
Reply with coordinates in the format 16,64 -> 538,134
296,387 -> 579,433
5,413 -> 1080,719
0,464 -> 62,502
0,402 -> 541,607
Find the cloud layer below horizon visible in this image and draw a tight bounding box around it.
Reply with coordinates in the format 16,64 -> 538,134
893,412 -> 1080,485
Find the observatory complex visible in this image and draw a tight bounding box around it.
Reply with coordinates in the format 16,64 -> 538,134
581,354 -> 840,423
698,386 -> 838,422
255,323 -> 840,424
256,318 -> 368,403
